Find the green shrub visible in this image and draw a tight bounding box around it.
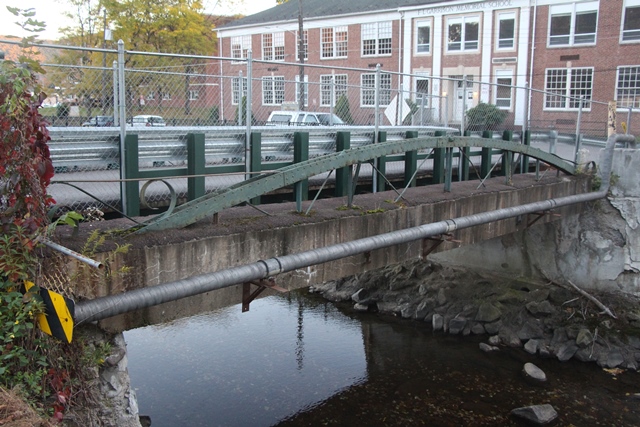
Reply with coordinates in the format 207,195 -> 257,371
465,102 -> 508,131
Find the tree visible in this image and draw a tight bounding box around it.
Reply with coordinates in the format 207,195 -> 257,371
335,94 -> 354,125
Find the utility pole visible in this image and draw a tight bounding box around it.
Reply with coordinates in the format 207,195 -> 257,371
298,0 -> 305,111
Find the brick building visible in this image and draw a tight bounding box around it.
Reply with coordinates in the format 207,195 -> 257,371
215,0 -> 640,134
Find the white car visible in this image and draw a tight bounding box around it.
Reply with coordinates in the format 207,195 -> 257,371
131,115 -> 166,127
266,111 -> 345,126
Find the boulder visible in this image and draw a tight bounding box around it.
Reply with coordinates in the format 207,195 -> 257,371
526,300 -> 555,316
511,404 -> 558,425
576,328 -> 594,348
471,323 -> 486,335
449,317 -> 467,335
524,339 -> 540,355
479,342 -> 500,352
475,302 -> 502,322
432,313 -> 444,331
556,342 -> 579,362
523,362 -> 547,382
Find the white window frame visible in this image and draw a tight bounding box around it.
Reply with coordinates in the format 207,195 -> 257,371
544,67 -> 594,111
232,77 -> 247,105
494,70 -> 513,110
295,75 -> 309,107
616,65 -> 640,110
414,73 -> 430,107
162,92 -> 171,101
321,26 -> 348,59
231,35 -> 251,61
446,16 -> 480,52
361,21 -> 392,57
320,74 -> 348,107
360,73 -> 391,107
496,12 -> 516,50
262,76 -> 285,106
621,0 -> 640,43
262,32 -> 285,61
415,20 -> 431,54
547,1 -> 599,47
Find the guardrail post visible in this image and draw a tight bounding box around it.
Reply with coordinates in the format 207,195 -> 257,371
502,130 -> 513,184
335,131 -> 351,197
522,130 -> 531,173
187,133 -> 205,201
460,130 -> 471,181
481,130 -> 493,178
294,132 -> 309,212
548,130 -> 558,154
404,131 -> 418,188
376,131 -> 387,192
250,132 -> 262,205
124,134 -> 140,217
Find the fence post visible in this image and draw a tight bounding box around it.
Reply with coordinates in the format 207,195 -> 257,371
250,132 -> 262,205
117,40 -> 128,215
376,131 -> 387,192
574,96 -> 584,166
187,133 -> 205,201
294,132 -> 309,212
112,61 -> 119,126
404,131 -> 418,188
373,64 -> 381,193
335,131 -> 351,197
245,51 -> 253,181
481,130 -> 493,178
123,134 -> 140,217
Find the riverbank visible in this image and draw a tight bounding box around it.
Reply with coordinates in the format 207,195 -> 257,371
310,259 -> 640,371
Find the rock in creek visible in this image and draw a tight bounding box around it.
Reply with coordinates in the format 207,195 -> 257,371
523,362 -> 547,382
511,404 -> 558,425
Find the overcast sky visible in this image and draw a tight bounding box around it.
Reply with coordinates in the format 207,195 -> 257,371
0,0 -> 274,40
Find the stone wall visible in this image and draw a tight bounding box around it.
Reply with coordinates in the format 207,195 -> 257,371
431,148 -> 640,295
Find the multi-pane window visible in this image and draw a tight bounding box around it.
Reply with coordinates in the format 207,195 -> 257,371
497,12 -> 515,49
416,21 -> 431,53
361,73 -> 391,106
262,32 -> 285,61
548,2 -> 598,46
320,74 -> 348,106
544,68 -> 593,109
296,30 -> 308,60
232,77 -> 247,105
362,21 -> 392,56
494,71 -> 513,109
162,92 -> 171,101
415,76 -> 429,106
188,90 -> 199,101
616,66 -> 640,109
447,16 -> 480,51
262,76 -> 285,105
622,0 -> 640,42
231,35 -> 251,60
295,75 -> 309,107
321,26 -> 348,58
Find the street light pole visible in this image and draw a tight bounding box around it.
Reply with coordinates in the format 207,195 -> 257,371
297,0 -> 305,111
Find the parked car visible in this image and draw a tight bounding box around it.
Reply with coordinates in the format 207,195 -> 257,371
131,115 -> 166,127
266,111 -> 345,126
82,116 -> 114,127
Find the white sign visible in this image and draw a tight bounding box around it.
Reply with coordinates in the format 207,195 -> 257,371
384,96 -> 412,125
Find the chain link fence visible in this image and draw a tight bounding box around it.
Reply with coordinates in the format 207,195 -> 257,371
1,39 -> 634,216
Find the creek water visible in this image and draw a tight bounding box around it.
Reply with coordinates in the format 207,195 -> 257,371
124,289 -> 639,427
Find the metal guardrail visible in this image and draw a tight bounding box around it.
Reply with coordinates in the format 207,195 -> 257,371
48,125 -> 458,172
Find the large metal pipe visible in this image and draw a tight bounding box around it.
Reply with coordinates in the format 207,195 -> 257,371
74,134 -> 633,324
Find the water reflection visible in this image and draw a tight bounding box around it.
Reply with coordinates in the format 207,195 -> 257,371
125,292 -> 367,427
